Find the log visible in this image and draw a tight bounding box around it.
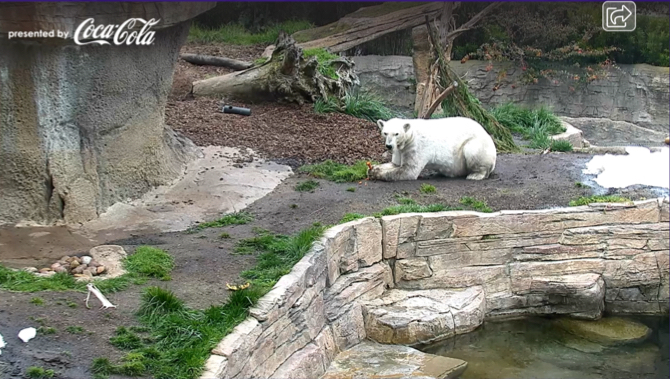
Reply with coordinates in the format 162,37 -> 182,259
192,32 -> 359,104
294,2 -> 443,53
180,53 -> 252,71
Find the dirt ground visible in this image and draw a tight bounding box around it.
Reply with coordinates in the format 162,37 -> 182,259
0,42 -> 659,379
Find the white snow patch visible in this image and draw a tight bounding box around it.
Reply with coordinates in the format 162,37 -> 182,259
583,147 -> 669,189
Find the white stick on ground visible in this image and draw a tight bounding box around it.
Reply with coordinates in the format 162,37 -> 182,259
85,283 -> 117,309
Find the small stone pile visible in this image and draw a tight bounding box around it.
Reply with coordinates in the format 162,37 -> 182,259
27,255 -> 106,279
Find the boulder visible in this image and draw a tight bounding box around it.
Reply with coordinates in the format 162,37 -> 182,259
361,286 -> 485,345
321,340 -> 467,379
553,317 -> 651,346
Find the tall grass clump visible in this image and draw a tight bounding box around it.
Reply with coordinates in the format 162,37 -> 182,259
492,103 -> 565,149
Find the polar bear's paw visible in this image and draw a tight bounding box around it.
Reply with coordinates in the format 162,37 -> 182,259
466,172 -> 488,181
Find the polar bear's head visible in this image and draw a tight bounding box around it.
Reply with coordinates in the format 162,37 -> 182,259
377,118 -> 412,151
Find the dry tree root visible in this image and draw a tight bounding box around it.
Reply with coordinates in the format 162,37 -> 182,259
192,31 -> 359,104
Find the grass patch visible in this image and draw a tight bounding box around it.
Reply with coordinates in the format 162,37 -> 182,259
0,246 -> 174,293
419,183 -> 436,194
30,297 -> 44,305
459,196 -> 494,213
569,195 -> 632,206
25,367 -> 56,379
492,103 -> 565,150
192,211 -> 254,231
219,232 -> 231,239
188,20 -> 313,45
294,180 -> 320,192
124,246 -> 174,281
314,96 -> 341,114
396,197 -> 417,205
66,326 -> 84,334
37,326 -> 56,335
342,90 -> 397,123
312,90 -> 397,123
253,57 -> 267,66
110,327 -> 144,350
550,139 -> 574,152
299,160 -> 373,183
303,48 -> 339,79
94,225 -> 325,379
374,203 -> 461,217
340,213 -> 367,224
346,187 -> 356,192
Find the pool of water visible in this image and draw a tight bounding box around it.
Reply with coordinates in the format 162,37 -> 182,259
422,316 -> 669,379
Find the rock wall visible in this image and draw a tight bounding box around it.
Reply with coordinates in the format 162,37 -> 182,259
351,56 -> 669,133
452,60 -> 670,134
351,56 -> 416,112
201,198 -> 669,379
0,2 -> 214,225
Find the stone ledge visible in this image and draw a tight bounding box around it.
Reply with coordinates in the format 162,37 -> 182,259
203,197 -> 668,379
361,287 -> 485,345
320,341 -> 467,379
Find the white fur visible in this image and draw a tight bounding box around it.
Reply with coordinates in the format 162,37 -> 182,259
369,117 -> 497,181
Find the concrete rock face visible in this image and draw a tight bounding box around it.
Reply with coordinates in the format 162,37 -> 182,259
351,55 -> 416,112
450,60 -> 669,133
202,198 -> 669,379
0,2 -> 215,225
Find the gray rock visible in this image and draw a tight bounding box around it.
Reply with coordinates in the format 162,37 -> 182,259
321,341 -> 467,379
553,317 -> 652,346
351,55 -> 416,113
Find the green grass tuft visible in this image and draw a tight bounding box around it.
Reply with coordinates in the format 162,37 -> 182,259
314,97 -> 341,114
124,246 -> 175,281
299,160 -> 374,183
569,195 -> 632,206
492,103 -> 565,150
346,187 -> 356,192
30,297 -> 44,305
193,211 -> 254,231
253,57 -> 267,66
340,213 -> 367,224
110,326 -> 145,350
550,139 -> 574,152
25,367 -> 56,379
396,197 -> 417,205
294,180 -> 320,192
66,326 -> 84,334
187,20 -> 313,45
342,90 -> 397,123
419,183 -> 437,194
459,196 -> 494,213
37,326 -> 56,335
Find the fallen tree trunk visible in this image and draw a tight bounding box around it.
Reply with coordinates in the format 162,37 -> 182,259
294,2 -> 443,53
180,53 -> 252,71
192,32 -> 359,104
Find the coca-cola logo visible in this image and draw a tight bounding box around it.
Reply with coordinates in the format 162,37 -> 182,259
73,18 -> 159,46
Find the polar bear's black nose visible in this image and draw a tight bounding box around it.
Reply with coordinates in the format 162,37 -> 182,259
385,144 -> 393,150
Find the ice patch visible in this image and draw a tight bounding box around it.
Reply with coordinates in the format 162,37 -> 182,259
583,147 -> 669,189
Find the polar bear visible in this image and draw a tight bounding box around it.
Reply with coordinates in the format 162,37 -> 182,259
368,117 -> 497,181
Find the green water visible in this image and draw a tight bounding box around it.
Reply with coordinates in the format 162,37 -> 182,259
423,316 -> 669,379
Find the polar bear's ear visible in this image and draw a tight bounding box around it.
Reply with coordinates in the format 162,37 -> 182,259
376,120 -> 385,131
403,123 -> 411,132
